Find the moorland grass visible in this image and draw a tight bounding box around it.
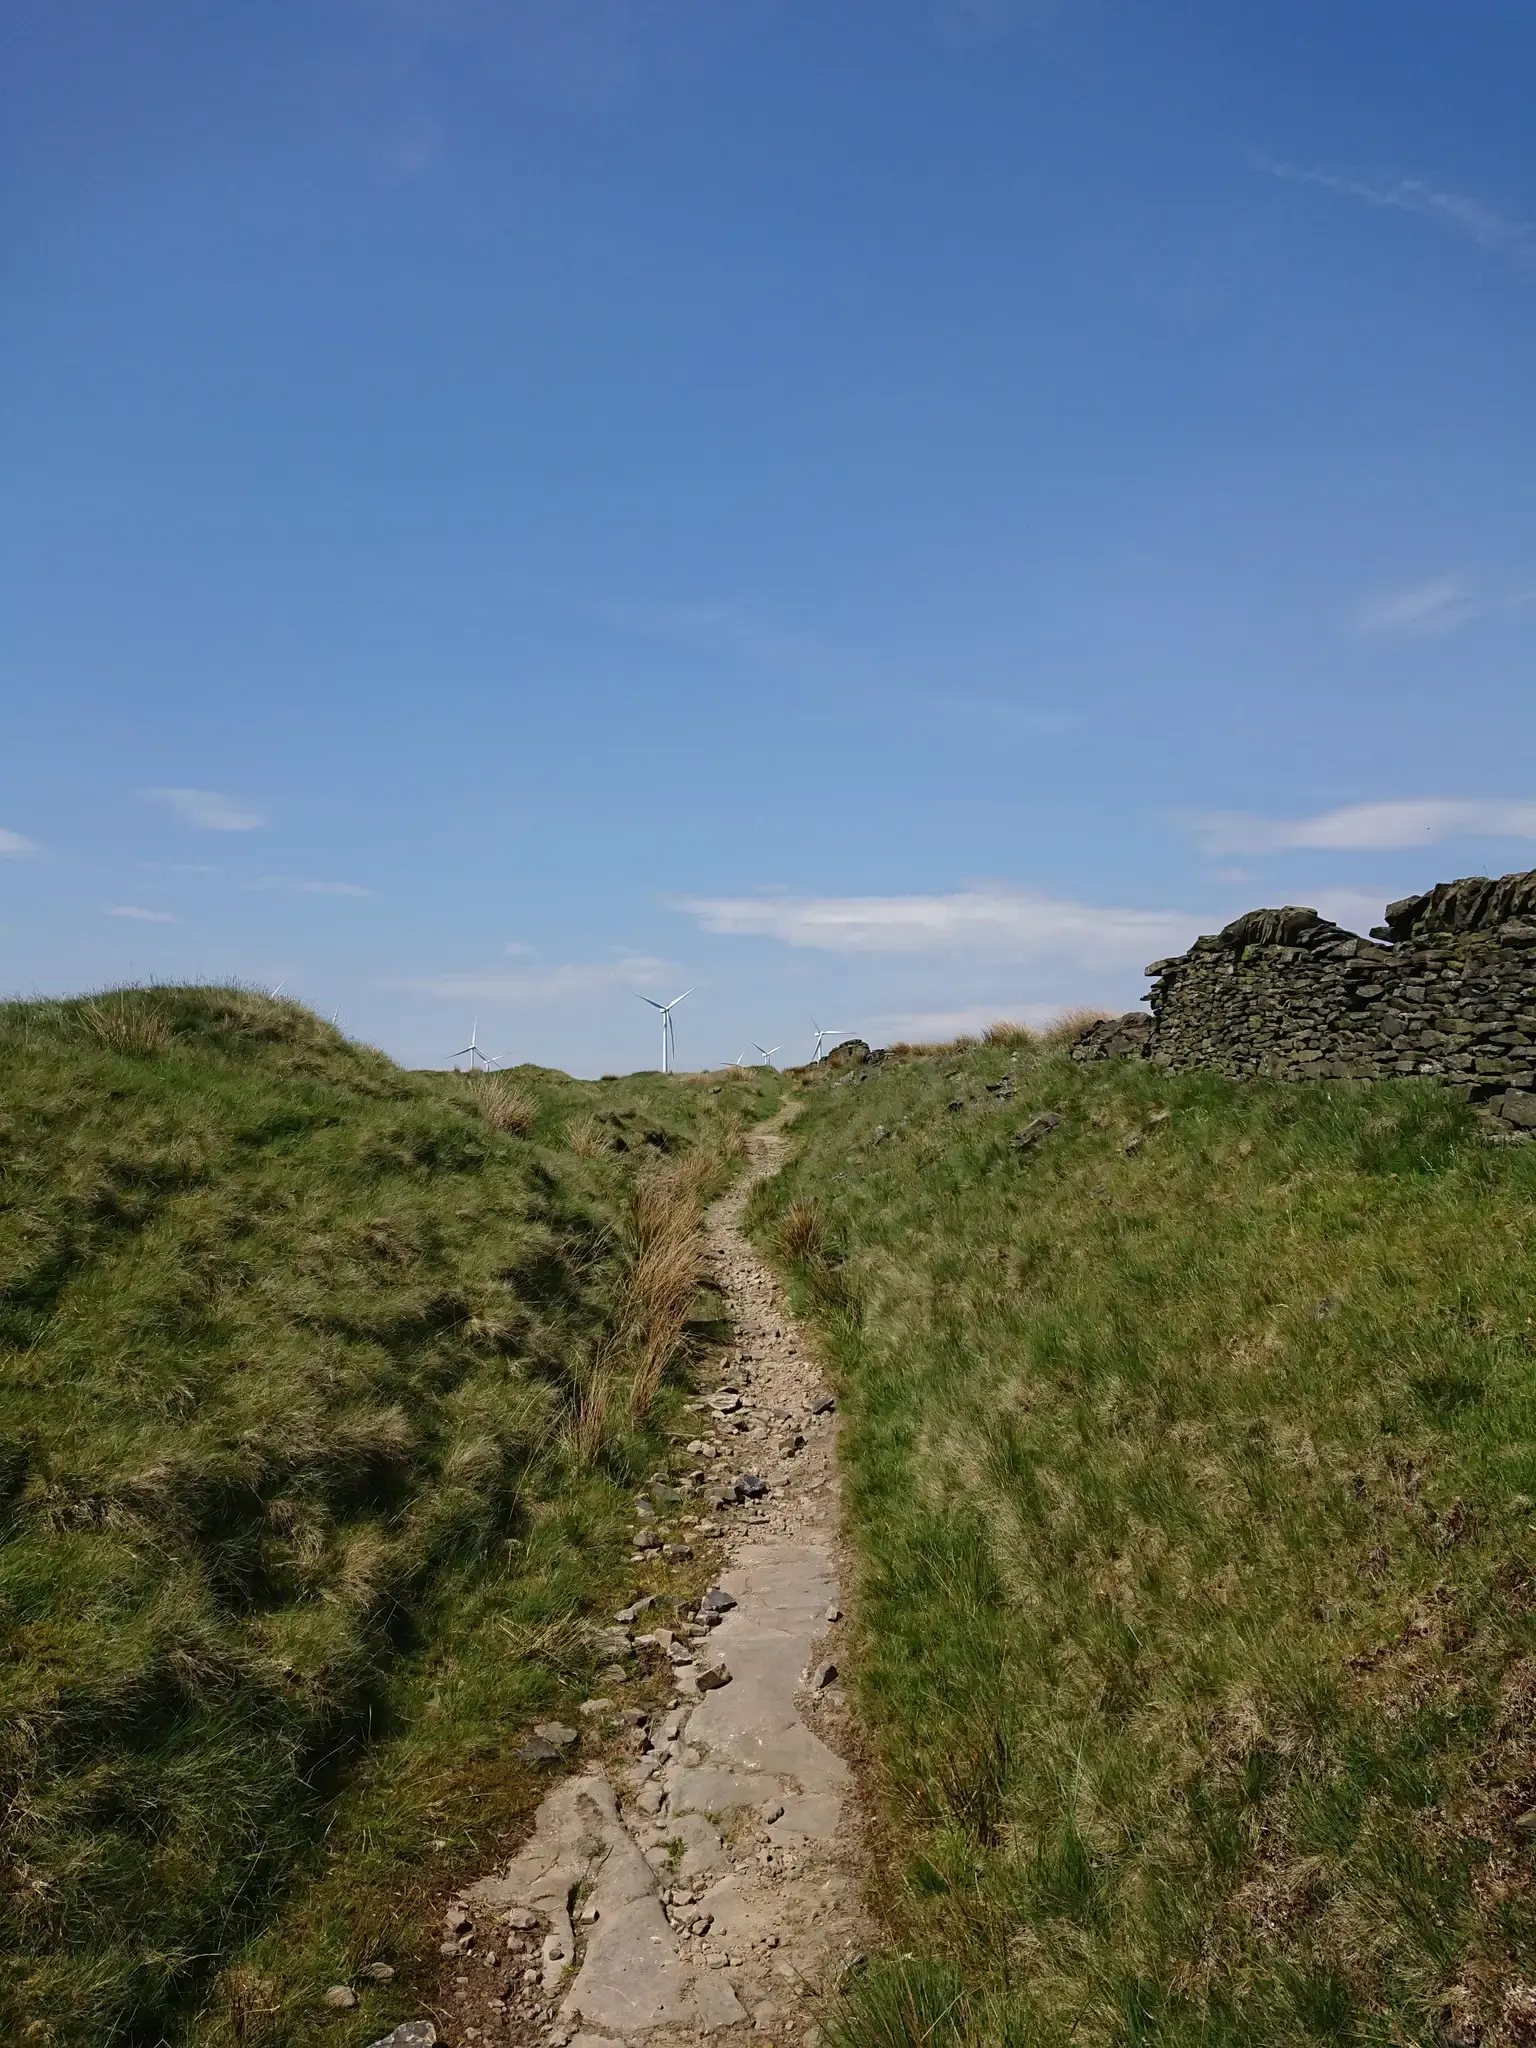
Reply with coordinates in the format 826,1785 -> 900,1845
757,1042 -> 1536,2048
0,985 -> 776,2046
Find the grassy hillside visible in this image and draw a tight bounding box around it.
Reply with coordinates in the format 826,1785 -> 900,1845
756,1038 -> 1536,2048
0,986 -> 776,2048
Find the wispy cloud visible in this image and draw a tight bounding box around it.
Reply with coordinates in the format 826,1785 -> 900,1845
1195,798 -> 1536,857
1354,576 -> 1481,638
0,827 -> 38,856
252,876 -> 374,897
393,955 -> 674,1003
106,905 -> 177,923
1252,154 -> 1534,255
144,788 -> 263,832
679,886 -> 1199,967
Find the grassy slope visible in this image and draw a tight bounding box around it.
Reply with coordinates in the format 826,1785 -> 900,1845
755,1042 -> 1536,2048
0,987 -> 776,2048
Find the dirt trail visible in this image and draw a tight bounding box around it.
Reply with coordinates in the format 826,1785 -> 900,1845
415,1110 -> 868,2048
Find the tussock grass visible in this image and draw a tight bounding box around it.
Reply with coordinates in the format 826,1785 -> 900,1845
471,1074 -> 539,1133
758,1044 -> 1536,2048
776,1199 -> 825,1265
982,1019 -> 1036,1048
0,987 -> 778,2046
566,1111 -> 610,1157
1039,1003 -> 1112,1045
77,986 -> 177,1054
568,1147 -> 727,1460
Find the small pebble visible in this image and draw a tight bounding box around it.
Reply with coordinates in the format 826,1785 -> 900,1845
322,1985 -> 357,2010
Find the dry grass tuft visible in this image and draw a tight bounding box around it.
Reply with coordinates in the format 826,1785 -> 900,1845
567,1332 -> 623,1468
777,1199 -> 825,1265
622,1157 -> 712,1420
472,1075 -> 538,1134
565,1112 -> 610,1157
77,991 -> 173,1055
982,1019 -> 1036,1048
1038,1004 -> 1112,1046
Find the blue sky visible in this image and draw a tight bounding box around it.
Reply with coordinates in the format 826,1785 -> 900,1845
3,1 -> 1533,1074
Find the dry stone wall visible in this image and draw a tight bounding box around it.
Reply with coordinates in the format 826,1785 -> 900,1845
1073,868 -> 1536,1133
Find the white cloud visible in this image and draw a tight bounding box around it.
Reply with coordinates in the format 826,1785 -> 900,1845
678,886 -> 1199,967
252,876 -> 373,897
1252,155 -> 1534,254
106,905 -> 177,923
394,955 -> 675,1003
1194,798 -> 1536,857
0,827 -> 38,856
1354,577 -> 1480,638
144,788 -> 263,831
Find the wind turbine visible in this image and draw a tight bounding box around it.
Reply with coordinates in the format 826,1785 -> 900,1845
638,989 -> 693,1074
811,1018 -> 851,1062
453,1019 -> 496,1073
752,1041 -> 782,1069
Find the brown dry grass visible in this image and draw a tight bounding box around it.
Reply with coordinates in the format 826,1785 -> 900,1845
1038,1004 -> 1112,1045
77,991 -> 174,1055
471,1075 -> 538,1134
981,1019 -> 1036,1047
776,1199 -> 825,1265
569,1140 -> 739,1464
565,1113 -> 610,1157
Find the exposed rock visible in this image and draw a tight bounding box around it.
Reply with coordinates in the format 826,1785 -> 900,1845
824,1038 -> 870,1067
1070,1013 -> 1154,1063
365,2026 -> 436,2048
1013,1112 -> 1063,1150
534,1722 -> 579,1749
323,1985 -> 358,2009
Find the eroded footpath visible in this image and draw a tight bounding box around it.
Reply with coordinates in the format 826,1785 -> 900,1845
400,1112 -> 867,2048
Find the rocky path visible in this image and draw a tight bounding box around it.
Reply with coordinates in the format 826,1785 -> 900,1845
410,1112 -> 867,2048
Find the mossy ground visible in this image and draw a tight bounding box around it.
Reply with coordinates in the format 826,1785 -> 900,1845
755,1041 -> 1536,2048
0,985 -> 777,2046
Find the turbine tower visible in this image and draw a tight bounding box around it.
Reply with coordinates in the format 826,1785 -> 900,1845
452,1019 -> 496,1073
752,1041 -> 782,1069
811,1017 -> 851,1062
638,989 -> 693,1074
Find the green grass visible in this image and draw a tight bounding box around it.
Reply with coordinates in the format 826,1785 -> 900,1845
757,1043 -> 1536,2048
0,984 -> 777,2047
